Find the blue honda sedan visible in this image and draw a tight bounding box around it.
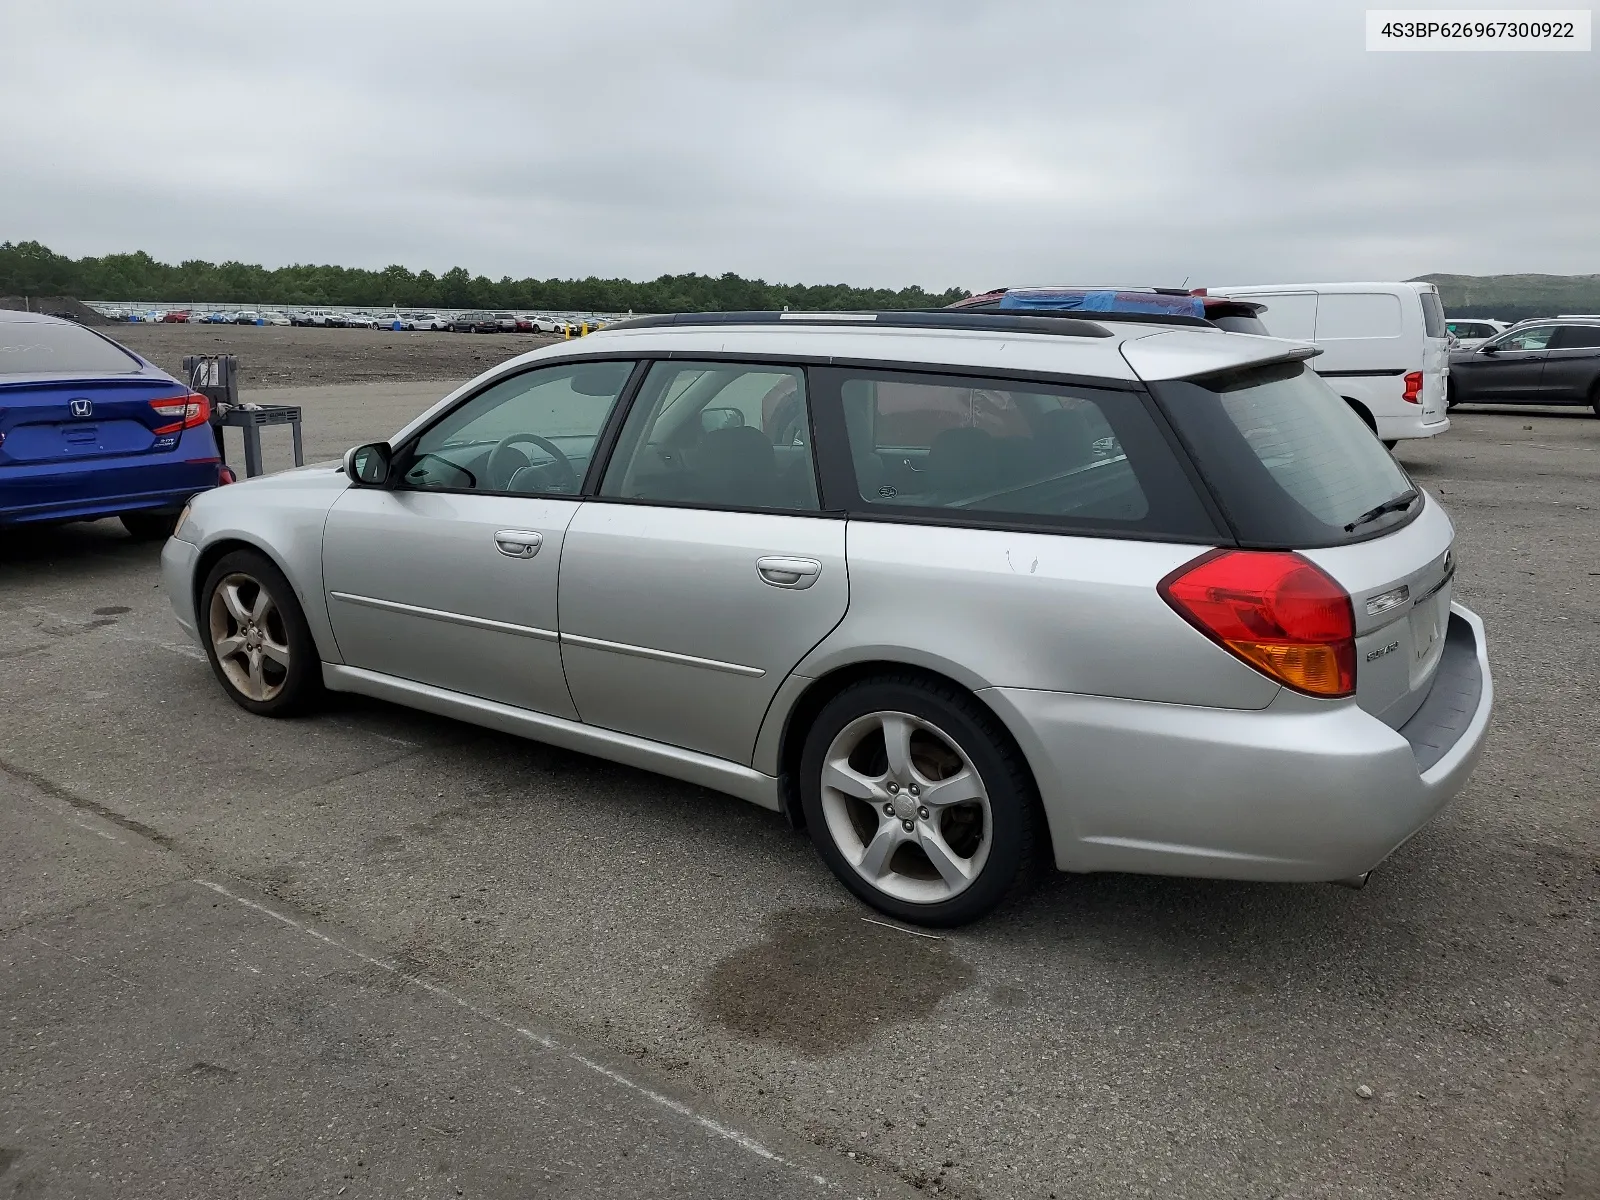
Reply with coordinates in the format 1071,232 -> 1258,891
0,310 -> 226,538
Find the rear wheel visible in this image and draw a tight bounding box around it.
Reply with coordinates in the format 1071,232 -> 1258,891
799,676 -> 1040,926
120,510 -> 179,540
199,549 -> 322,716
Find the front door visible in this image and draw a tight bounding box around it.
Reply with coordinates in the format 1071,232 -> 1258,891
557,360 -> 848,763
1462,324 -> 1554,402
321,358 -> 638,718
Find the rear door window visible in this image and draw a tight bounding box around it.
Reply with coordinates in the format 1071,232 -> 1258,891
1419,291 -> 1448,338
0,321 -> 142,376
1153,361 -> 1416,547
1550,325 -> 1600,349
813,367 -> 1216,538
1315,293 -> 1404,340
1496,325 -> 1556,351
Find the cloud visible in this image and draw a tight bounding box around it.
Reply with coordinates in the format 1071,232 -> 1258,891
1,0 -> 1595,288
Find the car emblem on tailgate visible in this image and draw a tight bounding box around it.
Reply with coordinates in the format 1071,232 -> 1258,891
69,398 -> 93,418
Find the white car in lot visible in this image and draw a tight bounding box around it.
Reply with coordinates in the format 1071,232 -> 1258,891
1208,282 -> 1452,447
1445,318 -> 1507,350
161,305 -> 1491,925
405,313 -> 450,331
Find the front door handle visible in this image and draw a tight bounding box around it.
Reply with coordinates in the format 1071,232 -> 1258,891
494,529 -> 543,559
756,556 -> 822,589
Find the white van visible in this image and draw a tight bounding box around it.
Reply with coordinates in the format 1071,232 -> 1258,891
1208,282 -> 1451,445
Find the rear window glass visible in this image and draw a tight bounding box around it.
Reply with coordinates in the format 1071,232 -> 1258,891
0,321 -> 141,375
814,367 -> 1216,538
1316,293 -> 1404,340
1154,361 -> 1415,547
1552,324 -> 1600,349
1420,291 -> 1447,339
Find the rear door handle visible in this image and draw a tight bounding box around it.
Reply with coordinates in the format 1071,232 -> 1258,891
756,556 -> 822,589
494,530 -> 543,558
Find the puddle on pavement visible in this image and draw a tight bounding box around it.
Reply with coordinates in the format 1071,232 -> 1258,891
699,906 -> 975,1058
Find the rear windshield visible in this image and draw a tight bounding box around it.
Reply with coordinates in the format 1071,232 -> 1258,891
1153,361 -> 1416,547
0,321 -> 142,376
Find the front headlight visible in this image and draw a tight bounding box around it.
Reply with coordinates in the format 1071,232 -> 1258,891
174,500 -> 195,539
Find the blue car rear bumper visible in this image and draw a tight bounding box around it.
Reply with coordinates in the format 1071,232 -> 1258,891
0,428 -> 220,526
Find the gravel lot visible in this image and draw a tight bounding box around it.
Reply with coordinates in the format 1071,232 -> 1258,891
1,352 -> 1596,1198
109,322 -> 561,389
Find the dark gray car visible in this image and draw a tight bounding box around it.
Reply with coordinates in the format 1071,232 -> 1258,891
1448,319 -> 1600,413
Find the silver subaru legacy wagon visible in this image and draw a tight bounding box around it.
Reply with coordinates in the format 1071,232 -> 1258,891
161,308 -> 1492,925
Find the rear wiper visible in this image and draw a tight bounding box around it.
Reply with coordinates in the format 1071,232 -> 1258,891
1344,488 -> 1419,533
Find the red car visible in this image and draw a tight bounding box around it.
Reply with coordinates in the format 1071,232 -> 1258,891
162,310 -> 190,323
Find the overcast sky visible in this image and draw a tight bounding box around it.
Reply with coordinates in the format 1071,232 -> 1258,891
2,0 -> 1596,290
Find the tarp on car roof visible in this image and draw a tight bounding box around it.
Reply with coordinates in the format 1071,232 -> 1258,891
997,289 -> 1206,318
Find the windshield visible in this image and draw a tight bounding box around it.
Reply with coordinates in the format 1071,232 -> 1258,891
0,320 -> 143,376
1153,360 -> 1416,546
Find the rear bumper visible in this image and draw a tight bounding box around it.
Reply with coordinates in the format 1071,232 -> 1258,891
0,439 -> 219,526
1377,410 -> 1450,440
984,602 -> 1493,882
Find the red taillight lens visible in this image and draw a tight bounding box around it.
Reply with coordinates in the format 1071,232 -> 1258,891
150,392 -> 210,435
218,465 -> 237,485
1402,371 -> 1423,403
1159,549 -> 1356,698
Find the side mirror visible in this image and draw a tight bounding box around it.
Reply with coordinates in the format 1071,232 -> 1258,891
700,406 -> 746,433
1478,344 -> 1498,355
344,442 -> 392,485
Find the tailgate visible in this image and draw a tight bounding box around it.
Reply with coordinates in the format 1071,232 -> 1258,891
1302,493 -> 1456,729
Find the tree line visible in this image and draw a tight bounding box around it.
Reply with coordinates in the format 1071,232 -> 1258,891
0,240 -> 969,313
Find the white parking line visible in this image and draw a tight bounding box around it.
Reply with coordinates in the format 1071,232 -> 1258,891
193,878 -> 833,1189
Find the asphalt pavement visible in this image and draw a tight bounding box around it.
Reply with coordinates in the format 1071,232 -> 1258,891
1,388 -> 1595,1199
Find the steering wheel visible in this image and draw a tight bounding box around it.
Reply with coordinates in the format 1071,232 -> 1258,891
485,433 -> 579,493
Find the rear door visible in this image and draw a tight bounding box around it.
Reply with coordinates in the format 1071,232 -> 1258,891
557,360 -> 847,764
1540,324 -> 1600,402
1416,288 -> 1451,423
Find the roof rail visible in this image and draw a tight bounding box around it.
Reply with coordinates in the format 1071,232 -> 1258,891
601,310 -> 1116,338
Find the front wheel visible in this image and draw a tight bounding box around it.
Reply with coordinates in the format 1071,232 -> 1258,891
798,676 -> 1041,926
199,549 -> 322,716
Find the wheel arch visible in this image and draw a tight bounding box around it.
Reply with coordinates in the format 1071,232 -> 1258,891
768,659 -> 1046,846
191,535 -> 339,662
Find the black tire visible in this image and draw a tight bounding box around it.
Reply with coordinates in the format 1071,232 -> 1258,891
798,674 -> 1041,926
120,510 -> 179,540
198,549 -> 323,717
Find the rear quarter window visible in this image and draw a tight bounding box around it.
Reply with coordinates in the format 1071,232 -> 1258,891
0,321 -> 142,376
1153,361 -> 1416,547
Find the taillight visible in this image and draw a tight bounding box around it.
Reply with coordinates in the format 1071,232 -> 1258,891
1402,371 -> 1423,403
150,392 -> 210,435
1159,549 -> 1356,698
218,465 -> 237,484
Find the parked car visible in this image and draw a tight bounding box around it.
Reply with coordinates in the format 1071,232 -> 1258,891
949,286 -> 1269,333
490,312 -> 519,332
201,312 -> 233,324
407,312 -> 450,332
343,313 -> 378,329
374,312 -> 405,330
1207,281 -> 1451,447
0,310 -> 224,538
262,311 -> 292,327
1446,318 -> 1600,413
162,307 -> 1492,925
162,310 -> 190,324
514,315 -> 535,333
1444,318 -> 1507,350
450,311 -> 497,333
233,310 -> 262,326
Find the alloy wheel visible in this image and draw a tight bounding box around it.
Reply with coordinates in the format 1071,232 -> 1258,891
818,710 -> 992,904
208,572 -> 292,702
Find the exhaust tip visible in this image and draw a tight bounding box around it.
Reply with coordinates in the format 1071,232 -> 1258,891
1332,872 -> 1372,891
